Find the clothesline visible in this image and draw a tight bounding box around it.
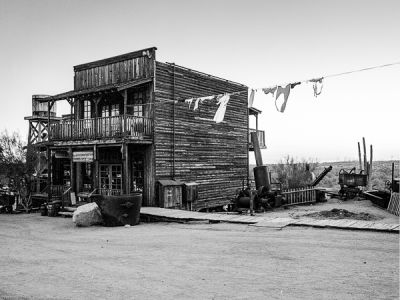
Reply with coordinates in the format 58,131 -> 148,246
253,61 -> 400,91
183,60 -> 400,120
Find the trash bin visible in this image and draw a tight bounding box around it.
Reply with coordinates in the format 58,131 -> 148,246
157,180 -> 182,208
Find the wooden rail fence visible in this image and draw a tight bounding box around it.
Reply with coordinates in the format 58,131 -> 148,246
49,115 -> 152,141
282,187 -> 317,206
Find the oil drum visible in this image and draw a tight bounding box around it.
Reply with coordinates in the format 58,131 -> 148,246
40,204 -> 48,216
253,165 -> 271,191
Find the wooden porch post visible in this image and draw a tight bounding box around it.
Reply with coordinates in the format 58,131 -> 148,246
94,97 -> 100,138
69,148 -> 75,193
47,146 -> 52,202
122,143 -> 129,194
70,99 -> 74,138
93,145 -> 99,191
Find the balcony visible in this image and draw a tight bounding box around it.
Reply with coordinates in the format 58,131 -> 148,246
49,115 -> 152,142
249,128 -> 266,151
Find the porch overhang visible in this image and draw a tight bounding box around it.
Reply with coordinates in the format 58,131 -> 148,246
36,77 -> 153,102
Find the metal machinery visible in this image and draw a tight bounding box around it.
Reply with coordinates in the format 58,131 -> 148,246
338,168 -> 368,199
233,166 -> 285,213
0,190 -> 15,213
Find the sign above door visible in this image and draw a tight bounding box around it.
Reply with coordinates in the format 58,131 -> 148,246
73,151 -> 94,163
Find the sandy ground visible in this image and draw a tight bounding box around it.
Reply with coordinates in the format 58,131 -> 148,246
0,208 -> 399,300
253,197 -> 400,225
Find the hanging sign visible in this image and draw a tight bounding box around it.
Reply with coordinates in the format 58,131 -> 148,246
54,151 -> 69,159
73,151 -> 94,162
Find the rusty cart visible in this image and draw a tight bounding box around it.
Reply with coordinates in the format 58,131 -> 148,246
338,168 -> 368,200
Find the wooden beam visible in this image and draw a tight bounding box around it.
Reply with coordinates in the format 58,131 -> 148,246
369,144 -> 373,189
47,147 -> 51,202
251,131 -> 263,166
358,142 -> 363,172
362,137 -> 367,173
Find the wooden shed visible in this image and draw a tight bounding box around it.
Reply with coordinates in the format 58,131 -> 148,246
25,47 -> 266,210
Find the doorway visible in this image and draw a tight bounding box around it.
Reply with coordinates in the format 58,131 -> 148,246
99,164 -> 122,195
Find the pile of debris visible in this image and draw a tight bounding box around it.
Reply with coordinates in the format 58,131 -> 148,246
303,208 -> 380,221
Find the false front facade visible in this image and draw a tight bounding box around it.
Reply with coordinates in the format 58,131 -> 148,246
26,47 -> 266,210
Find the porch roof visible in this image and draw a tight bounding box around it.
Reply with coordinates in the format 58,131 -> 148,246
36,77 -> 153,102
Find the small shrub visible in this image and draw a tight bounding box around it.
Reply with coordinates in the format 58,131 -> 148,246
271,156 -> 318,189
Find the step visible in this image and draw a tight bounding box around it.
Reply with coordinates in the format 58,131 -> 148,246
63,207 -> 77,212
58,211 -> 73,217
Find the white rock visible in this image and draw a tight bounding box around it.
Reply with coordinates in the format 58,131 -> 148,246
72,203 -> 103,227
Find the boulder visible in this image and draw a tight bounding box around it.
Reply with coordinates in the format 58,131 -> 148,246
72,202 -> 103,227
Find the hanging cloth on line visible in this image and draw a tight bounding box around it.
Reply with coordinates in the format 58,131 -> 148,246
185,95 -> 215,110
248,89 -> 255,108
213,94 -> 230,123
185,98 -> 193,109
275,84 -> 291,113
309,77 -> 324,97
262,86 -> 277,97
274,82 -> 301,113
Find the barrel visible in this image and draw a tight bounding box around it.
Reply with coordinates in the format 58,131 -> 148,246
253,165 -> 271,191
40,204 -> 48,216
93,193 -> 142,226
47,204 -> 59,217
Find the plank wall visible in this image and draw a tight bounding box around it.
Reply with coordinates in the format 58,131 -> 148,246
154,62 -> 249,209
74,49 -> 156,91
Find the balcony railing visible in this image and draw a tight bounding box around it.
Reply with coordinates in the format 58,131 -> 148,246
49,115 -> 152,141
249,128 -> 266,150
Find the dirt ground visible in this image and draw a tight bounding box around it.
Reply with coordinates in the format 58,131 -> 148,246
256,197 -> 400,225
0,210 -> 399,300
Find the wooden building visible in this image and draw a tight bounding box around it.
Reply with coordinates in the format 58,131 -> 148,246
26,47 -> 266,210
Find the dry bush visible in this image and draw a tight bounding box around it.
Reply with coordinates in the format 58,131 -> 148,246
272,156 -> 318,189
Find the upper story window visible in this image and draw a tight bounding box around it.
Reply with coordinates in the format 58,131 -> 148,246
127,86 -> 150,117
102,104 -> 120,117
83,100 -> 91,119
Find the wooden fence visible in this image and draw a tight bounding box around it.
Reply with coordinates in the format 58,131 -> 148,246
282,187 -> 317,206
387,192 -> 399,216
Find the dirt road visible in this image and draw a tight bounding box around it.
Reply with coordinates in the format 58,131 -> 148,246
0,213 -> 398,300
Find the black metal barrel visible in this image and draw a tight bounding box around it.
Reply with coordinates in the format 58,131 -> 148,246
253,165 -> 271,191
94,193 -> 142,226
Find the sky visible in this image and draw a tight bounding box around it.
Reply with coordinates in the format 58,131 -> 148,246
0,0 -> 399,163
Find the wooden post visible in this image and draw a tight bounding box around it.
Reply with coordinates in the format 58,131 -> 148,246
94,98 -> 99,138
47,147 -> 51,202
251,131 -> 263,166
362,137 -> 367,173
358,142 -> 363,172
369,145 -> 373,190
250,190 -> 254,216
122,143 -> 129,194
93,145 -> 99,191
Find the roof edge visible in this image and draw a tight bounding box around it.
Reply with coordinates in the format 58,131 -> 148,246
74,47 -> 157,72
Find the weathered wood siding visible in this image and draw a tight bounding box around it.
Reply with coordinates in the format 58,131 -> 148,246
74,48 -> 156,91
154,62 -> 248,209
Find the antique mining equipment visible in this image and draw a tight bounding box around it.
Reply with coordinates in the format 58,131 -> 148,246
338,168 -> 368,199
233,132 -> 284,212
